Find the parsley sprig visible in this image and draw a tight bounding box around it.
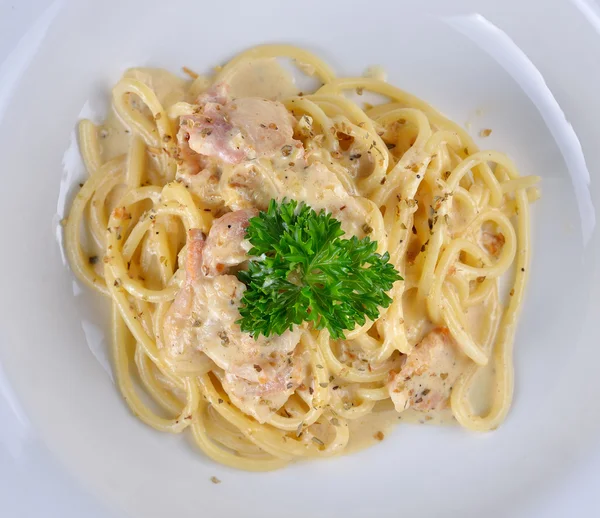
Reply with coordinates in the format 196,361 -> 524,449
237,200 -> 401,339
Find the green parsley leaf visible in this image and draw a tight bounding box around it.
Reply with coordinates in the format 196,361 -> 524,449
237,199 -> 402,339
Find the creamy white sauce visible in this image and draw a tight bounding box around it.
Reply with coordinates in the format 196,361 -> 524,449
225,58 -> 298,100
99,68 -> 188,162
99,108 -> 131,161
347,402 -> 456,454
271,162 -> 368,237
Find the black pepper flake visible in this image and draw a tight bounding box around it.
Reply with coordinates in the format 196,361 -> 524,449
218,331 -> 230,346
422,388 -> 431,396
311,436 -> 324,446
412,225 -> 417,235
281,144 -> 293,157
88,256 -> 99,265
349,153 -> 362,160
308,386 -> 314,395
362,223 -> 373,234
253,364 -> 262,372
218,398 -> 223,404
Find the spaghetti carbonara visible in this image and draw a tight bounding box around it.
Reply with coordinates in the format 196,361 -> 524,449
64,45 -> 539,471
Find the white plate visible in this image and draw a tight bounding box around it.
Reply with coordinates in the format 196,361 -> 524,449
1,0 -> 599,516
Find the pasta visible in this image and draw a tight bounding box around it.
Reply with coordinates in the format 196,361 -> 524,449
64,45 -> 539,470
